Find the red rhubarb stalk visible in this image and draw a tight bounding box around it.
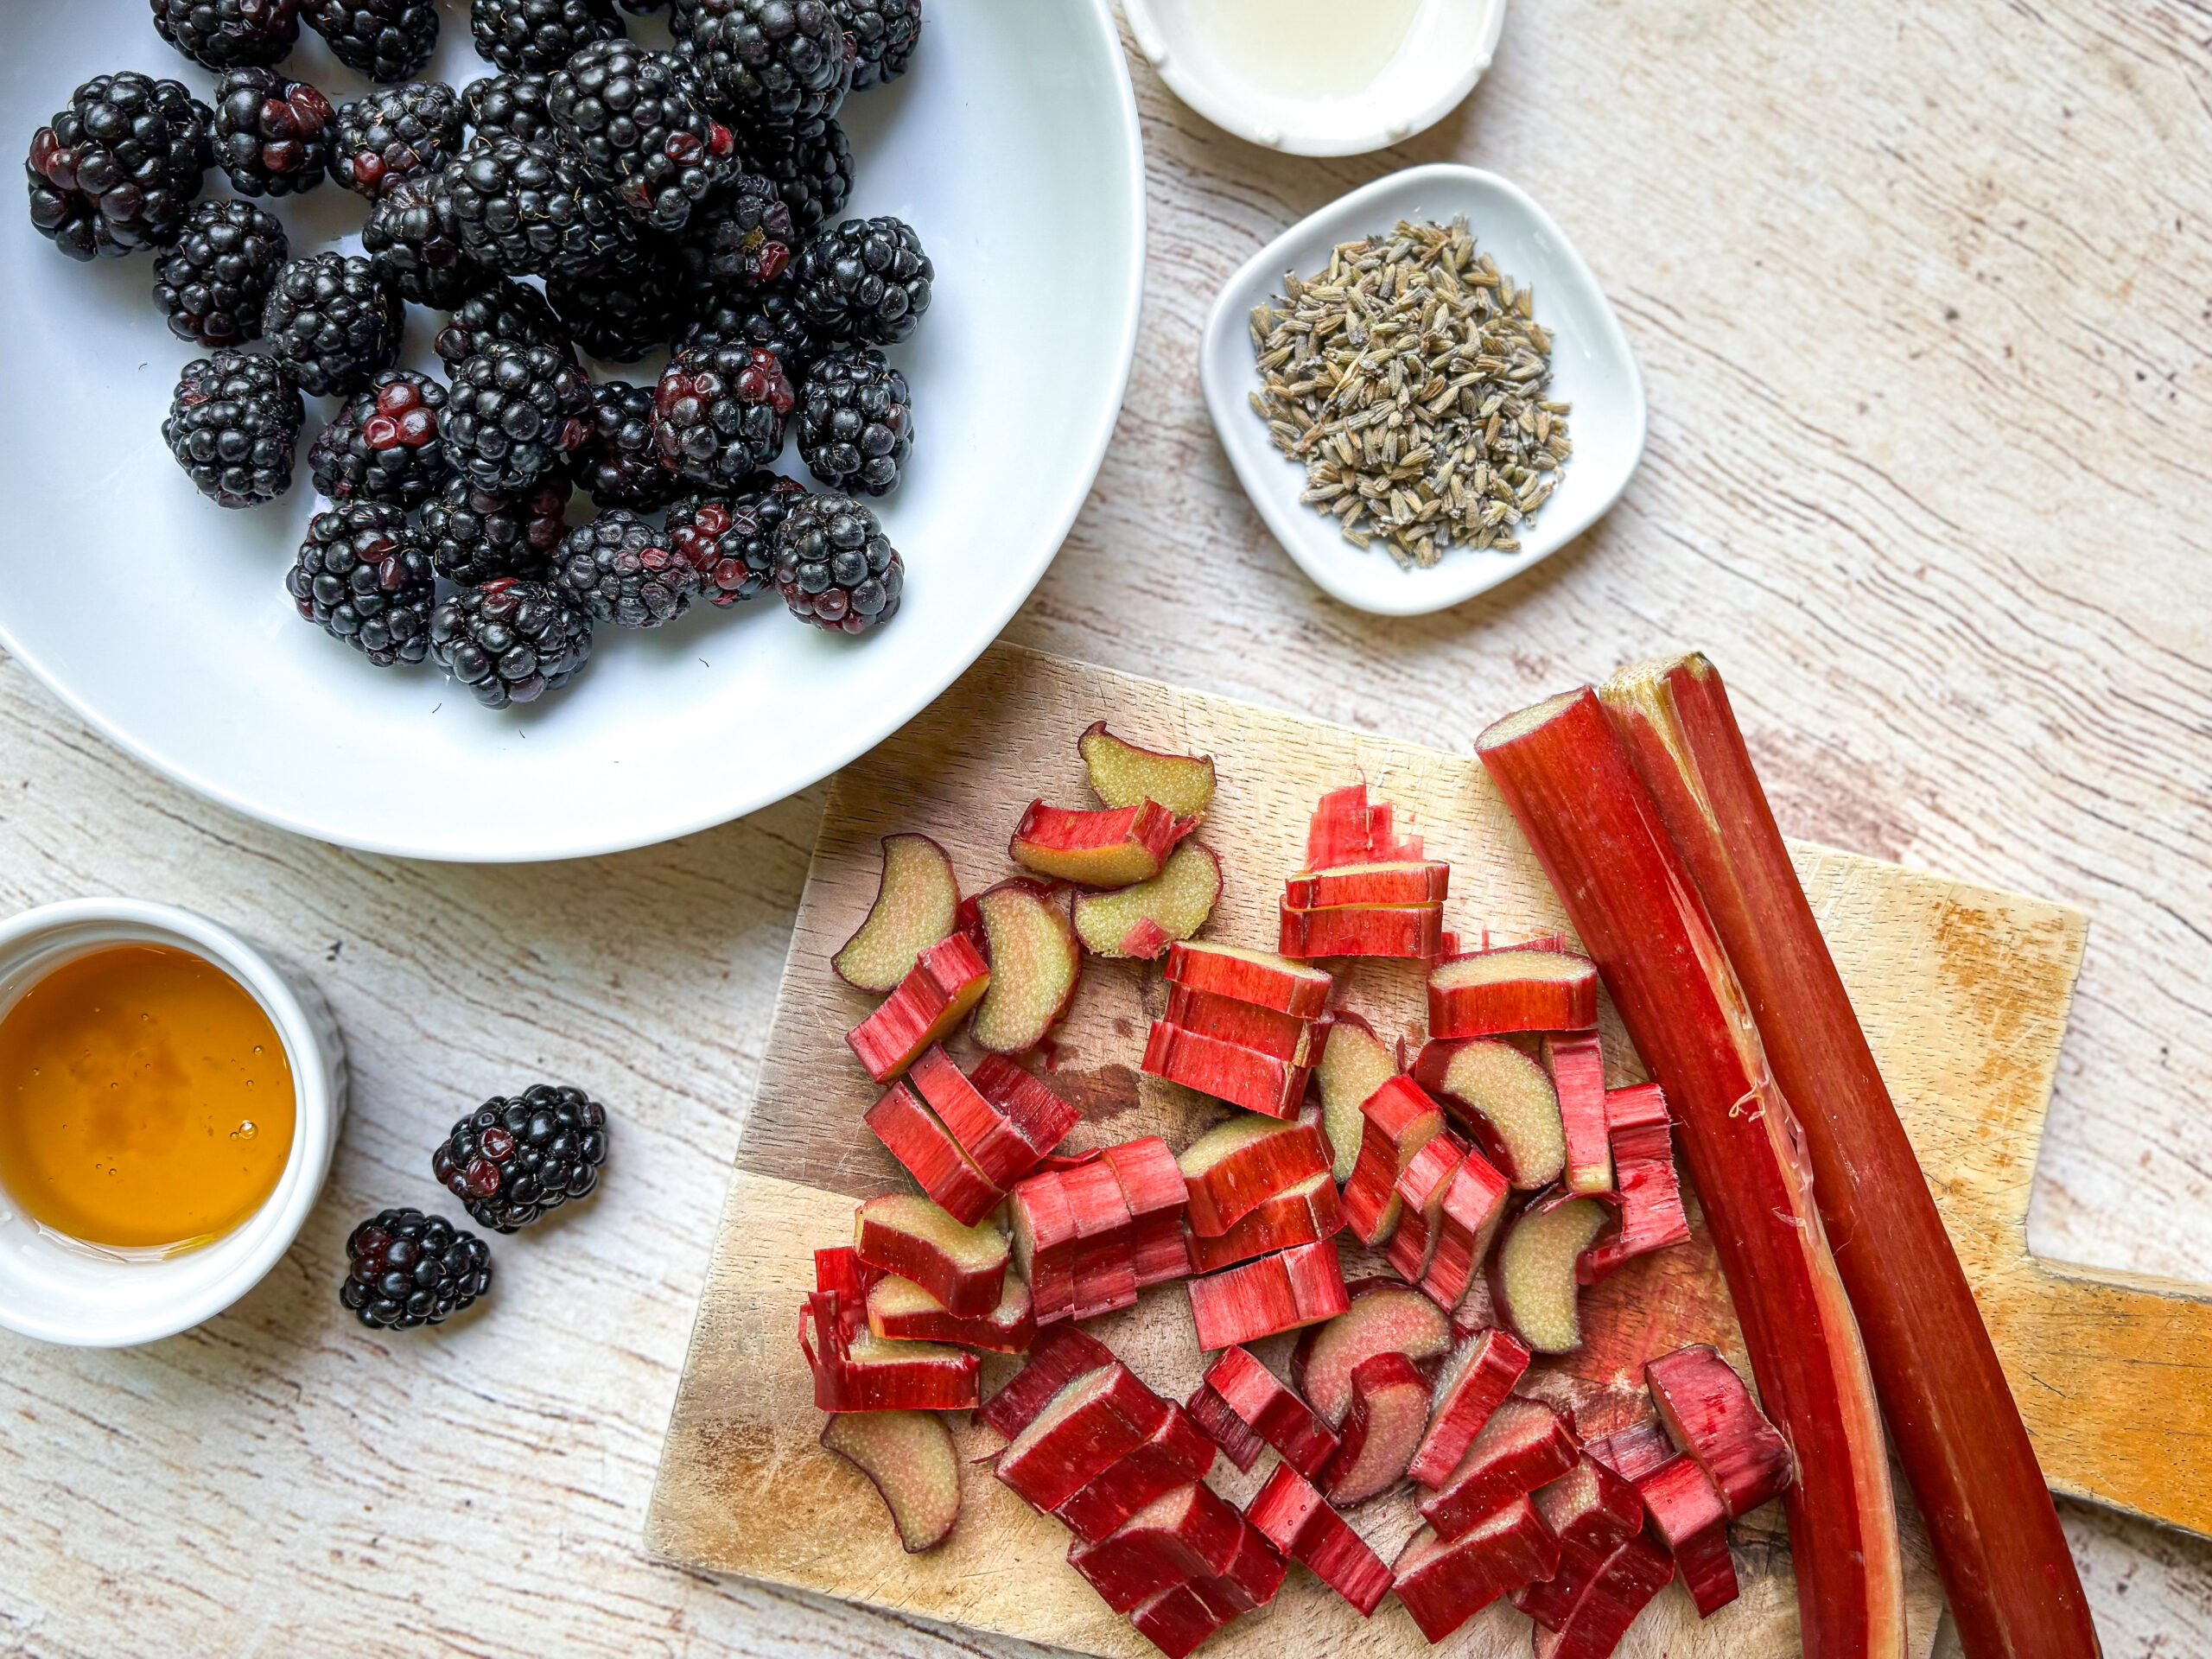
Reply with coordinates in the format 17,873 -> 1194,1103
995,1363 -> 1169,1513
1052,1403 -> 1218,1542
1277,899 -> 1444,960
1185,1170 -> 1342,1274
1426,945 -> 1599,1039
1165,982 -> 1324,1063
1164,939 -> 1332,1018
977,1323 -> 1116,1439
1188,1344 -> 1339,1477
1290,1279 -> 1454,1427
1417,1150 -> 1510,1310
1418,1395 -> 1580,1540
867,1270 -> 1035,1353
1408,1326 -> 1531,1489
861,1082 -> 1004,1226
1067,1481 -> 1246,1613
1320,1351 -> 1432,1504
1390,1499 -> 1562,1643
1578,1083 -> 1690,1283
1542,1033 -> 1612,1196
1637,1452 -> 1739,1617
1143,1020 -> 1313,1119
1642,1344 -> 1793,1516
1185,1238 -> 1348,1351
800,1293 -> 981,1412
1529,1532 -> 1675,1659
1514,1455 -> 1648,1631
845,933 -> 992,1082
1243,1464 -> 1393,1616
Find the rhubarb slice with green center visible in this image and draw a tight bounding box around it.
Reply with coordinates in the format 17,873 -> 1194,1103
1315,1013 -> 1396,1183
819,1408 -> 962,1553
1072,840 -> 1223,959
1291,1280 -> 1452,1428
1426,945 -> 1599,1038
969,880 -> 1081,1055
1491,1192 -> 1611,1354
1078,722 -> 1217,818
833,832 -> 960,993
1414,1036 -> 1566,1190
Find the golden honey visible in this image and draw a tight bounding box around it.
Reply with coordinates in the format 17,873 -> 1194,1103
0,944 -> 295,1250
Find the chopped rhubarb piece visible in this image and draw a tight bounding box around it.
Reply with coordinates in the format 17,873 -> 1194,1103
1643,1344 -> 1794,1517
1103,1135 -> 1192,1288
867,1270 -> 1035,1353
1583,1420 -> 1675,1484
1533,1456 -> 1647,1576
1304,782 -> 1374,869
1062,1157 -> 1139,1319
1314,1013 -> 1397,1182
1528,1531 -> 1676,1658
1072,841 -> 1222,958
968,880 -> 1081,1055
1408,1326 -> 1532,1489
819,1408 -> 962,1553
801,1294 -> 981,1412
1207,1520 -> 1288,1611
1543,1033 -> 1613,1197
1284,859 -> 1451,909
1010,798 -> 1182,887
1413,1037 -> 1566,1190
1184,1382 -> 1267,1471
1186,1169 -> 1342,1274
1419,1149 -> 1510,1311
1391,1499 -> 1561,1642
814,1245 -> 880,1323
1426,946 -> 1599,1039
1055,1404 -> 1219,1542
1278,899 -> 1443,960
1078,722 -> 1218,818
1126,1583 -> 1232,1659
977,1323 -> 1116,1439
1243,1463 -> 1392,1616
1281,1236 -> 1351,1319
1179,1114 -> 1332,1237
853,1192 -> 1008,1318
1191,1344 -> 1339,1477
1321,1351 -> 1432,1503
1421,1395 -> 1580,1538
968,1052 -> 1082,1154
1068,1481 -> 1245,1612
1164,939 -> 1332,1019
1185,1237 -> 1347,1351
833,833 -> 960,993
1143,1020 -> 1311,1119
1166,982 -> 1324,1064
1340,1075 -> 1447,1245
1579,1083 -> 1690,1283
995,1363 -> 1170,1514
1291,1280 -> 1453,1427
846,933 -> 993,1082
1383,1129 -> 1469,1284
908,1046 -> 1069,1191
1007,1169 -> 1080,1323
1637,1452 -> 1738,1617
1491,1192 -> 1611,1354
861,1083 -> 1005,1227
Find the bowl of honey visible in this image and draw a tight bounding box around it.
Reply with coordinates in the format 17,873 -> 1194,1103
0,899 -> 345,1346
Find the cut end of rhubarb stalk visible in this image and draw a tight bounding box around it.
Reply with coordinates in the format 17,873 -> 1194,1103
1053,1403 -> 1218,1543
1408,1325 -> 1532,1490
1321,1351 -> 1433,1504
1316,1014 -> 1397,1183
820,1409 -> 962,1553
1643,1344 -> 1795,1518
1414,1037 -> 1566,1190
1073,841 -> 1223,958
1339,1076 -> 1446,1246
1390,1500 -> 1561,1643
855,1192 -> 1009,1319
1010,799 -> 1182,887
996,1363 -> 1169,1514
1178,1114 -> 1332,1237
969,880 -> 1081,1055
1427,945 -> 1599,1039
1418,1395 -> 1580,1541
834,833 -> 960,993
847,933 -> 993,1083
1543,1033 -> 1613,1197
1164,939 -> 1332,1019
1291,1281 -> 1454,1428
1079,722 -> 1218,818
868,1269 -> 1035,1354
1491,1192 -> 1611,1354
977,1323 -> 1116,1439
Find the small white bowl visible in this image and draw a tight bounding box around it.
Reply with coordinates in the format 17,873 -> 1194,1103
1122,0 -> 1507,156
1199,163 -> 1648,618
0,899 -> 346,1347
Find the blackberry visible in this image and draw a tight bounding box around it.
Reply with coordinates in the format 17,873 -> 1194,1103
309,370 -> 452,508
553,509 -> 702,626
442,340 -> 594,492
429,578 -> 594,707
434,276 -> 575,372
651,341 -> 793,487
340,1209 -> 493,1329
423,473 -> 571,585
677,278 -> 824,380
668,474 -> 804,606
163,350 -> 303,508
469,0 -> 625,74
567,380 -> 680,509
363,175 -> 490,308
545,244 -> 690,363
329,81 -> 464,199
461,73 -> 556,145
672,174 -> 794,291
834,0 -> 920,91
24,73 -> 213,261
432,1084 -> 609,1231
549,41 -> 736,232
739,116 -> 849,237
151,0 -> 302,69
772,489 -> 900,633
286,502 -> 436,665
152,197 -> 287,346
262,252 -> 403,397
213,67 -> 332,199
791,214 -> 931,346
675,0 -> 852,128
303,0 -> 439,82
796,346 -> 911,496
432,136 -> 635,280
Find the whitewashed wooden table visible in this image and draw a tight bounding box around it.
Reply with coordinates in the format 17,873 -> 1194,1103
3,3 -> 2209,1654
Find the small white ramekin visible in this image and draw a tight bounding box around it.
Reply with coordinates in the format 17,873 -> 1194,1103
0,899 -> 346,1347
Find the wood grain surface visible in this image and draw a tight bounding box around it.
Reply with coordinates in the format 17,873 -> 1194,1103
4,0 -> 2212,1656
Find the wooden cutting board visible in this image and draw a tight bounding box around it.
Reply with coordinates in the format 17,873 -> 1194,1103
644,644 -> 2212,1659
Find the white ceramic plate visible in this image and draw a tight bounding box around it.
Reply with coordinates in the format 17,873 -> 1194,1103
0,0 -> 1143,861
1199,163 -> 1644,617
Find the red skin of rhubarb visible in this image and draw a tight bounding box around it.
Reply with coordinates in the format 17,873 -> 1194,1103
1517,1455 -> 1650,1630
1383,1130 -> 1469,1284
1185,1173 -> 1341,1274
1105,1135 -> 1193,1288
1601,653 -> 2095,1659
1419,1395 -> 1580,1540
1062,1158 -> 1140,1320
911,1046 -> 1065,1189
1477,686 -> 1904,1659
846,933 -> 992,1082
1128,1541 -> 1287,1659
1321,1351 -> 1433,1503
1419,1150 -> 1510,1311
1643,1344 -> 1794,1517
968,1053 -> 1083,1156
1580,1083 -> 1691,1283
1068,1481 -> 1246,1613
1391,1499 -> 1562,1643
853,1198 -> 1007,1318
1285,860 -> 1451,909
1290,1276 -> 1454,1427
799,1294 -> 981,1412
1185,1239 -> 1345,1350
1637,1452 -> 1739,1617
1281,1236 -> 1350,1323
1584,1419 -> 1675,1484
977,1324 -> 1116,1439
1192,1344 -> 1339,1478
1340,1076 -> 1446,1245
1277,899 -> 1443,960
1008,1172 -> 1080,1323
1426,946 -> 1599,1039
1243,1463 -> 1392,1616
814,1246 -> 880,1330
1305,782 -> 1373,869
1408,1327 -> 1532,1489
1208,1521 -> 1288,1611
867,1272 -> 1035,1353
1166,982 -> 1323,1064
1184,1383 -> 1268,1471
1366,800 -> 1424,861
1165,940 -> 1332,1018
1054,1404 -> 1219,1541
862,1084 -> 1005,1226
1542,1033 -> 1612,1197
1143,1020 -> 1312,1119
1183,1121 -> 1332,1237
1009,798 -> 1182,886
995,1363 -> 1171,1514
1527,1532 -> 1676,1659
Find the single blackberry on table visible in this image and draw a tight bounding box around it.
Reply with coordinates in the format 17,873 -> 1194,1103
423,472 -> 571,585
286,502 -> 436,665
668,474 -> 804,606
677,278 -> 824,380
340,1209 -> 493,1329
434,276 -> 575,372
791,214 -> 931,346
651,340 -> 793,487
213,67 -> 333,199
151,0 -> 302,69
442,340 -> 594,492
163,350 -> 303,508
434,1084 -> 609,1232
739,116 -> 849,237
430,577 -> 594,707
548,41 -> 737,232
432,136 -> 635,280
461,73 -> 556,145
152,197 -> 287,346
772,488 -> 900,633
833,0 -> 920,91
796,346 -> 911,496
470,0 -> 626,73
673,174 -> 794,291
24,73 -> 213,261
303,0 -> 439,82
329,81 -> 464,199
567,380 -> 680,509
545,245 -> 690,364
363,175 -> 490,308
262,251 -> 403,397
553,509 -> 702,626
309,370 -> 451,508
674,0 -> 853,128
